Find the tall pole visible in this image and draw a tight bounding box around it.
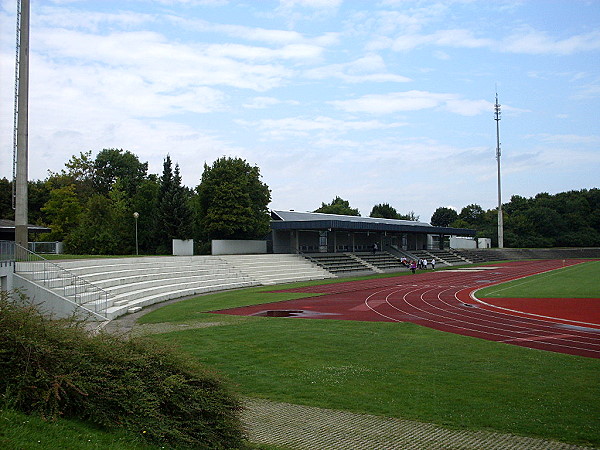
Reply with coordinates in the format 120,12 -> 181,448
494,92 -> 504,248
15,0 -> 30,252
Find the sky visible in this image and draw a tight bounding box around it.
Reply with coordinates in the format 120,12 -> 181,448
1,0 -> 599,223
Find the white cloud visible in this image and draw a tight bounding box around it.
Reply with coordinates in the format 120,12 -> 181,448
573,80 -> 600,99
501,28 -> 600,55
237,116 -> 406,140
445,99 -> 491,116
37,6 -> 155,33
35,27 -> 295,92
167,16 -> 341,47
330,91 -> 490,116
525,133 -> 600,145
278,0 -> 342,10
304,53 -> 411,83
242,96 -> 300,109
384,29 -> 493,52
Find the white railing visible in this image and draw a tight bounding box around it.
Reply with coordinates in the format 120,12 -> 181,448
13,244 -> 109,320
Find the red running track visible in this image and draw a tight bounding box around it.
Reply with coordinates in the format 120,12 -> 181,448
213,260 -> 600,358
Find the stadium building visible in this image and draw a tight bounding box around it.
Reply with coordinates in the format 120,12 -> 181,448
270,210 -> 476,254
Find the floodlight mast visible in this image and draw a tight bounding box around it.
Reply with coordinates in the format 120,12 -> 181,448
14,0 -> 30,251
494,92 -> 504,249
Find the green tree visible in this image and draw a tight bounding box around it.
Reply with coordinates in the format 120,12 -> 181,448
155,156 -> 194,253
0,178 -> 13,220
370,203 -> 400,219
430,207 -> 458,227
65,182 -> 135,255
398,211 -> 420,221
459,204 -> 485,226
314,196 -> 360,216
131,176 -> 160,254
28,180 -> 51,225
46,151 -> 97,203
93,148 -> 148,197
40,185 -> 82,241
196,157 -> 271,241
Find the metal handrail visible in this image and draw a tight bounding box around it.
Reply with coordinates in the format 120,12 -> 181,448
13,244 -> 109,319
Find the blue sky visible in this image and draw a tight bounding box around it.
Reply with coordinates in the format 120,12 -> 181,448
1,0 -> 599,223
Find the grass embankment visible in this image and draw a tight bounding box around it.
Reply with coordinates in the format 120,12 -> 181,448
0,409 -> 155,450
140,262 -> 600,447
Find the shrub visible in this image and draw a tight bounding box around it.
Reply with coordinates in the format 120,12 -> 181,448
0,290 -> 245,449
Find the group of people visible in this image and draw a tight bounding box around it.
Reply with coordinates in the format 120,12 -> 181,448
400,257 -> 436,273
370,245 -> 437,273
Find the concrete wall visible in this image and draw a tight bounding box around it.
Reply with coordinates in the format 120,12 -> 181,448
450,236 -> 477,249
212,240 -> 267,255
478,238 -> 492,249
12,274 -> 105,320
0,262 -> 14,292
173,239 -> 194,256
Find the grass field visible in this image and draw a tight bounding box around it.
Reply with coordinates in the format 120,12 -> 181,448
140,261 -> 600,447
476,260 -> 600,298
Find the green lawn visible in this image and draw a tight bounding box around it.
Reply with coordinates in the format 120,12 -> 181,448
0,408 -> 154,450
140,265 -> 600,447
0,408 -> 278,450
476,260 -> 600,298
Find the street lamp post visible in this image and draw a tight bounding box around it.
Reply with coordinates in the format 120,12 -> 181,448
133,212 -> 139,255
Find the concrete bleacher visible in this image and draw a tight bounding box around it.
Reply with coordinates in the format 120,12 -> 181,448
455,247 -> 600,262
355,252 -> 408,272
406,249 -> 469,267
18,254 -> 334,320
43,256 -> 259,319
303,253 -> 371,274
220,254 -> 334,285
426,249 -> 470,265
451,249 -> 506,263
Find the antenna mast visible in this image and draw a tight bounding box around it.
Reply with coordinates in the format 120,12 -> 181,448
494,92 -> 504,248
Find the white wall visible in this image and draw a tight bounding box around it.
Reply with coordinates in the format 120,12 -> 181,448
1,263 -> 14,292
172,239 -> 194,256
449,236 -> 477,249
12,274 -> 105,320
212,240 -> 267,255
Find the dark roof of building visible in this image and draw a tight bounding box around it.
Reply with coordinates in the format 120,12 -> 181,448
0,219 -> 51,233
270,210 -> 476,236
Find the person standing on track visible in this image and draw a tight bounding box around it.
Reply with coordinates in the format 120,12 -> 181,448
410,260 -> 417,274
431,258 -> 436,270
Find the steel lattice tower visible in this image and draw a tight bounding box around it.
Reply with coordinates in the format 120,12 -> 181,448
494,92 -> 504,248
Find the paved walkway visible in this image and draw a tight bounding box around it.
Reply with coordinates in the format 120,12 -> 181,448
242,398 -> 595,449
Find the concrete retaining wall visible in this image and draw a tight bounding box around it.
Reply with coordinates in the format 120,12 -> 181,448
12,274 -> 105,320
212,240 -> 267,255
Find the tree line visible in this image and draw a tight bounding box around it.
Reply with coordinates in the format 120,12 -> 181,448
1,148 -> 597,252
0,149 -> 271,255
0,149 -> 420,255
429,189 -> 600,247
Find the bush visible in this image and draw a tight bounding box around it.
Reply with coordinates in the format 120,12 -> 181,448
0,291 -> 245,449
